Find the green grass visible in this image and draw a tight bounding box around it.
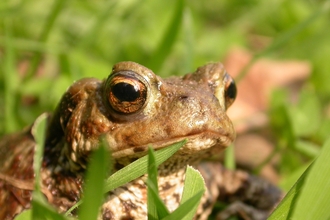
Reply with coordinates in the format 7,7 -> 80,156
2,0 -> 330,219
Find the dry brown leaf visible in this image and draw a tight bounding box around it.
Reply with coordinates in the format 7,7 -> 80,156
225,48 -> 311,133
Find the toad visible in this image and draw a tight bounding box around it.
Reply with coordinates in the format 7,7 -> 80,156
0,61 -> 280,219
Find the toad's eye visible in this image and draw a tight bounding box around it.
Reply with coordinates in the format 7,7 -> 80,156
105,71 -> 148,114
224,73 -> 237,109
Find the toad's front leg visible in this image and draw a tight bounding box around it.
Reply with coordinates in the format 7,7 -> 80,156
197,162 -> 282,220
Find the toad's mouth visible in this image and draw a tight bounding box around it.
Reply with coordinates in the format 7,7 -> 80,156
110,130 -> 234,159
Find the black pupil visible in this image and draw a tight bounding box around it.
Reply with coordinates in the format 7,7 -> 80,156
112,82 -> 139,101
226,81 -> 237,100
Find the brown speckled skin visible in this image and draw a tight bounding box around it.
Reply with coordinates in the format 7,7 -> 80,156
0,128 -> 35,219
0,62 -> 280,220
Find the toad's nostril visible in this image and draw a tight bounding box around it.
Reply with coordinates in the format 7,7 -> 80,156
179,95 -> 189,100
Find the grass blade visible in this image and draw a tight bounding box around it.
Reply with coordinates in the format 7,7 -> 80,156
162,191 -> 204,220
146,0 -> 184,72
147,181 -> 170,219
14,210 -> 32,220
3,18 -> 18,133
32,192 -> 69,220
30,113 -> 69,220
268,168 -> 309,220
180,166 -> 205,220
289,138 -> 330,219
26,0 -> 66,79
147,147 -> 169,219
269,137 -> 330,219
103,140 -> 186,193
182,7 -> 194,73
31,113 -> 48,192
147,147 -> 158,219
78,140 -> 109,220
224,144 -> 235,170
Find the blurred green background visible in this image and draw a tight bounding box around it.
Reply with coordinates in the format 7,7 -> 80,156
1,0 -> 330,191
